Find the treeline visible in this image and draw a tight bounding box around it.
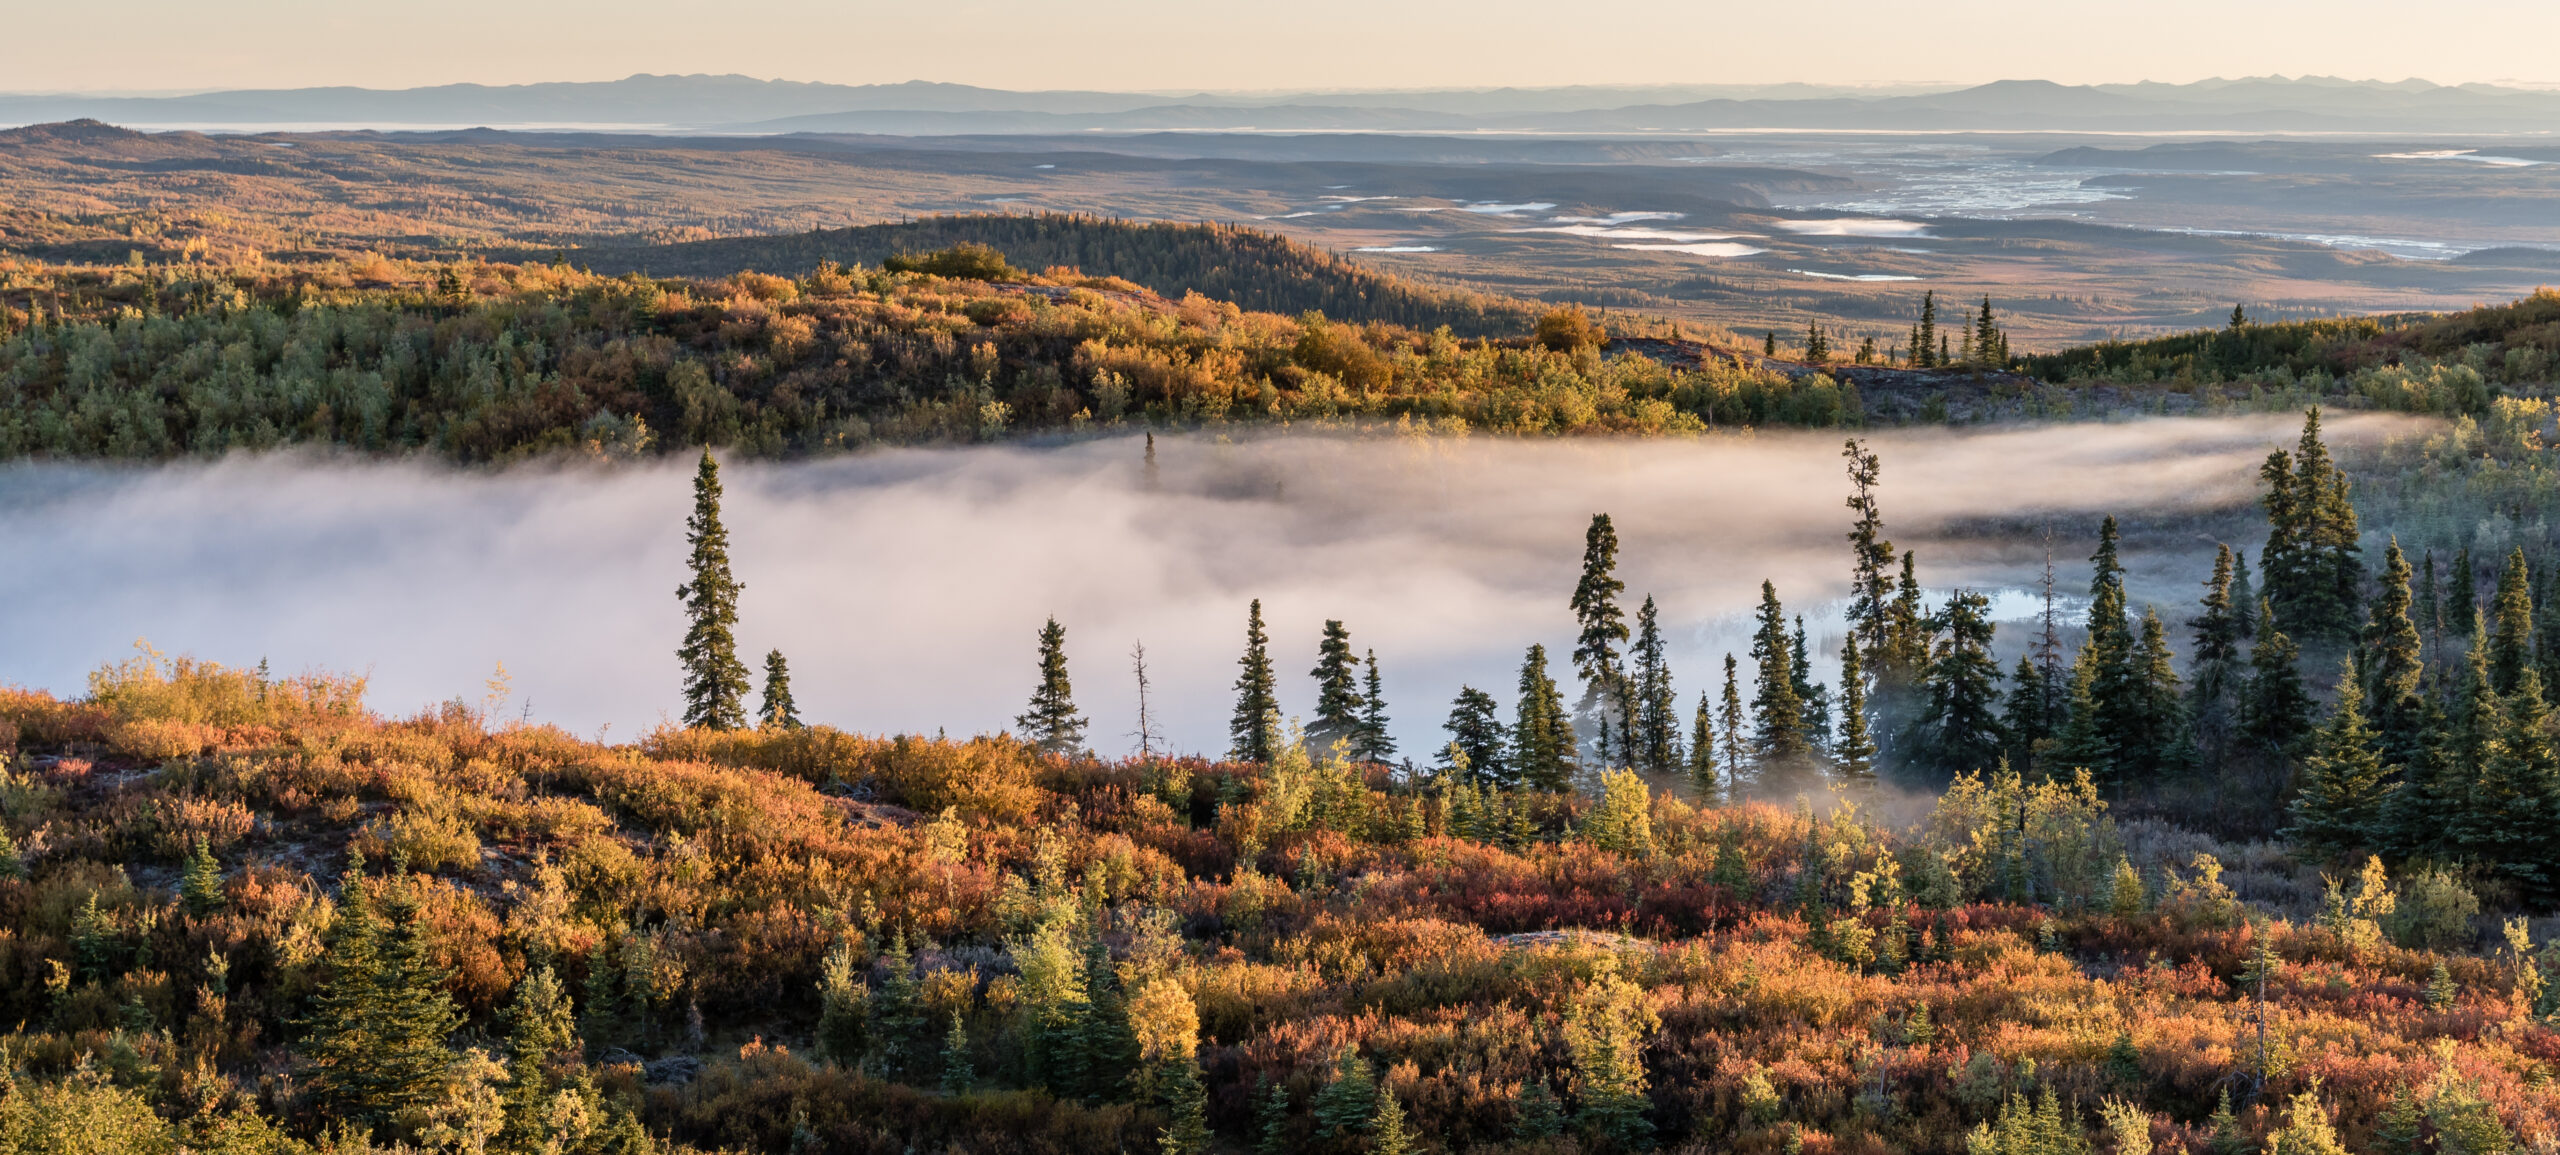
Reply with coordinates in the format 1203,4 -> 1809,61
542,214 -> 1542,337
2022,291 -> 2560,409
0,252 -> 1860,461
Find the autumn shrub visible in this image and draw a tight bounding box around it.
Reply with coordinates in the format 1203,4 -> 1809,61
87,646 -> 365,729
2388,867 -> 2481,951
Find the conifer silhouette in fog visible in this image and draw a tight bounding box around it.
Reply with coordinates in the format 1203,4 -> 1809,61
676,450 -> 749,730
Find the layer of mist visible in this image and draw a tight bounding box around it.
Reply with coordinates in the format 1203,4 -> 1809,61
0,414 -> 2419,758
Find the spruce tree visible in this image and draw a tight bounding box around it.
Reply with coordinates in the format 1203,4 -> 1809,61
2491,547 -> 2536,694
941,1011 -> 976,1096
180,836 -> 225,918
2239,599 -> 2315,760
1842,439 -> 1899,660
2420,548 -> 2445,665
2366,539 -> 2430,766
300,856 -> 461,1135
1570,514 -> 1631,765
2486,669 -> 2560,899
2262,410 -> 2361,639
498,965 -> 584,1154
2083,517 -> 2136,786
1688,692 -> 1721,802
1230,600 -> 1280,763
2286,661 -> 2391,860
1355,650 -> 1395,763
2001,655 -> 2054,771
2122,606 -> 2191,781
1882,550 -> 1932,689
815,941 -> 865,1068
867,931 -> 928,1080
1370,1089 -> 1414,1155
2445,620 -> 2560,896
1252,1078 -> 1292,1155
1311,1050 -> 1379,1139
1835,633 -> 1879,789
1749,582 -> 1813,794
2050,648 -> 2115,779
1017,617 -> 1088,756
676,450 -> 750,731
1307,620 -> 1363,755
1907,589 -> 2004,781
1914,291 -> 1939,369
1073,931 -> 1139,1102
1157,1056 -> 1210,1154
1442,686 -> 1510,788
1512,645 -> 1576,792
1792,616 -> 1832,756
758,649 -> 801,729
1631,596 -> 1681,775
2189,545 -> 2247,769
1719,655 -> 1747,796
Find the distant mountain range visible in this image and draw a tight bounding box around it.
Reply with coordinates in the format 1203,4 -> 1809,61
4,74 -> 2558,134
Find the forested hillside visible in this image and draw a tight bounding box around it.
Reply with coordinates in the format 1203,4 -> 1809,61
544,214 -> 1542,336
9,422 -> 2560,1155
2023,292 -> 2560,411
0,251 -> 1842,461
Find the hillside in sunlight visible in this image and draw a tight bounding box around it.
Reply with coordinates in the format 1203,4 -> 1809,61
530,213 -> 1542,336
4,641 -> 2553,1155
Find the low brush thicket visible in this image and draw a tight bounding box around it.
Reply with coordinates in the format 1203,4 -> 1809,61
0,651 -> 2554,1155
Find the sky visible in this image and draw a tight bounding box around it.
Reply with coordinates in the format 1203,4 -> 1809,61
8,0 -> 2559,94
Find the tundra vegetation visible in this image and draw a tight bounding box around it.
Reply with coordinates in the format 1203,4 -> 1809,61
9,406 -> 2560,1155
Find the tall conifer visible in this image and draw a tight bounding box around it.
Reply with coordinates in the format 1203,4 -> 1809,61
2189,545 -> 2247,769
1513,645 -> 1575,792
1688,693 -> 1722,802
2365,539 -> 2429,765
1835,633 -> 1879,789
1356,650 -> 1395,763
1017,617 -> 1088,756
1750,582 -> 1813,793
1792,617 -> 1831,756
2124,607 -> 2190,779
1443,687 -> 1509,788
2001,655 -> 2055,772
1842,439 -> 1898,657
2286,662 -> 2391,860
2239,599 -> 2315,759
2490,547 -> 2536,694
1907,589 -> 2004,780
1570,515 -> 1630,764
1308,620 -> 1364,755
2083,516 -> 2135,785
1630,597 -> 1681,774
1230,601 -> 1279,762
1719,655 -> 1747,798
676,451 -> 750,731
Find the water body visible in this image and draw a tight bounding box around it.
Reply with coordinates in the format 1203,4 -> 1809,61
0,416 -> 2415,757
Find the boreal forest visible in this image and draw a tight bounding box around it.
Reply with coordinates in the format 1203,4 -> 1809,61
5,211 -> 2560,1155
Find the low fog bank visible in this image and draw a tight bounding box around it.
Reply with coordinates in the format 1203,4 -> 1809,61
0,414 -> 2418,758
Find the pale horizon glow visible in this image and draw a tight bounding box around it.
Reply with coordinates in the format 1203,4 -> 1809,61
5,0 -> 2558,95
